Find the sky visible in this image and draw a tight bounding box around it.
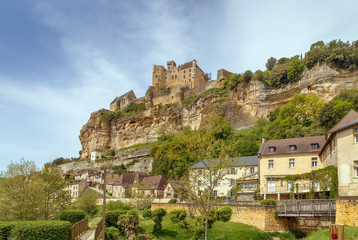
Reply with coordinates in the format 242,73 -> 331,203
1,0 -> 358,171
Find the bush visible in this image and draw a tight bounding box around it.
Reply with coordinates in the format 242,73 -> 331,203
136,198 -> 152,210
151,208 -> 166,233
118,210 -> 139,240
10,221 -> 72,240
106,210 -> 129,229
215,206 -> 233,222
0,222 -> 15,240
74,190 -> 100,216
169,209 -> 187,223
106,200 -> 133,211
260,199 -> 277,205
59,209 -> 86,225
168,198 -> 177,204
142,209 -> 152,219
105,226 -> 120,240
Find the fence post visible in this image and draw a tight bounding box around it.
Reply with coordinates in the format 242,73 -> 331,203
329,224 -> 344,240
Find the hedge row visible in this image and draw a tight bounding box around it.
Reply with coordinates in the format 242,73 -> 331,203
59,209 -> 86,225
0,221 -> 72,240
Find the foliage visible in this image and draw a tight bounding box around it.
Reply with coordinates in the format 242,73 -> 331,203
58,210 -> 86,225
73,190 -> 100,217
242,70 -> 253,83
303,225 -> 358,240
10,221 -> 72,240
0,222 -> 15,240
182,88 -> 222,107
266,57 -> 277,70
0,160 -> 70,221
105,226 -> 120,240
287,57 -> 304,83
212,97 -> 228,104
106,200 -> 133,211
142,209 -> 153,219
118,210 -> 139,240
169,209 -> 187,224
151,208 -> 167,233
260,199 -> 277,205
168,198 -> 177,204
105,210 -> 129,229
215,206 -> 233,222
99,102 -> 146,122
51,157 -> 71,166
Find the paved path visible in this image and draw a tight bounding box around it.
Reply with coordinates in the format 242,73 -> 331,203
80,230 -> 95,240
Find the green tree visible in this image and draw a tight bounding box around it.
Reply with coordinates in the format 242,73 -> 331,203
74,190 -> 100,216
265,57 -> 277,70
287,57 -> 304,83
242,70 -> 253,83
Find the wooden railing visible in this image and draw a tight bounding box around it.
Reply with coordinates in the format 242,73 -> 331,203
70,218 -> 88,240
276,199 -> 336,217
94,217 -> 104,240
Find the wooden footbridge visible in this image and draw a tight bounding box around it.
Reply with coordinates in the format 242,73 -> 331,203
276,199 -> 336,217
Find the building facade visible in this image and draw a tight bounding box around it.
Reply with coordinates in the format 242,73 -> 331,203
110,90 -> 137,112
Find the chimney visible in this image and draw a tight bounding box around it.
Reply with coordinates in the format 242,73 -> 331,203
262,137 -> 267,144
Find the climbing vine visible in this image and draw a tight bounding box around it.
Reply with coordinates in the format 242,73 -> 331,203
278,166 -> 338,199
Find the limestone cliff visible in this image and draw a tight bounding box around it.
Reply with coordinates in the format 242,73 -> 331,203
79,64 -> 358,159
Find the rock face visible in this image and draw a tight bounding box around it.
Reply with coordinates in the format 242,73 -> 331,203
79,64 -> 358,159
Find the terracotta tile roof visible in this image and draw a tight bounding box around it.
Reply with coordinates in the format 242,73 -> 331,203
259,135 -> 326,156
141,175 -> 166,190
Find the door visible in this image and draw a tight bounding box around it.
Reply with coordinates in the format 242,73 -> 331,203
267,178 -> 276,193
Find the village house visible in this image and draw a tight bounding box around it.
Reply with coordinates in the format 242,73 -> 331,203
163,181 -> 183,200
132,175 -> 167,199
258,135 -> 326,200
67,179 -> 86,199
320,110 -> 358,196
106,172 -> 148,198
191,156 -> 259,200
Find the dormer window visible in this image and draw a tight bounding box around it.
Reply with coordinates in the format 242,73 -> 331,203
269,147 -> 276,153
289,145 -> 297,151
311,143 -> 319,149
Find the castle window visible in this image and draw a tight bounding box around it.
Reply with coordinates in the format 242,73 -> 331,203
184,70 -> 186,74
175,75 -> 177,79
184,75 -> 186,79
172,76 -> 174,80
189,73 -> 191,77
189,69 -> 191,72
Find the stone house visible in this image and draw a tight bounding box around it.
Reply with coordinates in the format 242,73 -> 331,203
163,181 -> 183,199
191,156 -> 259,200
106,172 -> 148,198
320,110 -> 358,196
132,175 -> 167,199
258,136 -> 326,200
110,90 -> 137,112
152,60 -> 209,90
67,180 -> 86,199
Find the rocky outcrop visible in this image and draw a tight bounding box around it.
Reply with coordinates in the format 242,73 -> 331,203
79,64 -> 358,159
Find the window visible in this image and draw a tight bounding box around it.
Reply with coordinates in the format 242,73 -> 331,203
231,168 -> 236,174
355,135 -> 358,144
189,69 -> 191,72
184,70 -> 186,74
354,161 -> 358,178
354,128 -> 358,144
214,190 -> 218,197
229,179 -> 236,186
267,179 -> 275,192
355,128 -> 358,133
268,160 -> 274,169
312,157 -> 318,168
311,143 -> 319,149
213,180 -> 220,186
289,159 -> 295,168
269,147 -> 276,153
189,73 -> 191,77
250,167 -> 255,174
288,181 -> 297,191
175,75 -> 177,79
289,145 -> 297,151
184,75 -> 186,79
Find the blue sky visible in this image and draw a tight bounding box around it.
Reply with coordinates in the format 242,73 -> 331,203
1,0 -> 358,171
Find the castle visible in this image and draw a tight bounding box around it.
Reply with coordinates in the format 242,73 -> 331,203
110,60 -> 232,112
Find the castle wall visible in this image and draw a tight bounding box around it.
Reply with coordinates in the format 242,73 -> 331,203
183,80 -> 220,99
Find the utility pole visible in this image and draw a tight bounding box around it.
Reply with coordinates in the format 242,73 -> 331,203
102,168 -> 107,240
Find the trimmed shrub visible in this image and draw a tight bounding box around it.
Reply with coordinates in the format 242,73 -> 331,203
169,209 -> 187,223
106,210 -> 129,229
142,209 -> 152,219
59,209 -> 86,225
11,221 -> 72,240
118,210 -> 139,240
260,199 -> 276,205
168,198 -> 177,204
0,222 -> 15,240
152,208 -> 166,232
105,226 -> 120,240
215,206 -> 233,222
106,200 -> 132,211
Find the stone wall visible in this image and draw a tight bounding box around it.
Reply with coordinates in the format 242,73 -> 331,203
183,80 -> 219,99
336,197 -> 358,226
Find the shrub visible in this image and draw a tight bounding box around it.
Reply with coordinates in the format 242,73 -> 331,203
260,199 -> 277,205
59,209 -> 86,225
142,209 -> 152,219
0,222 -> 15,240
74,190 -> 100,216
215,206 -> 233,222
136,198 -> 152,210
118,210 -> 139,240
168,198 -> 177,204
11,221 -> 72,240
106,210 -> 129,229
105,226 -> 120,240
169,209 -> 187,223
106,200 -> 133,211
151,208 -> 166,233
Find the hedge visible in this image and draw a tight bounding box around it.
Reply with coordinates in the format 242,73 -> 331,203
0,222 -> 15,240
7,221 -> 72,240
59,209 -> 86,225
260,199 -> 276,205
106,210 -> 129,229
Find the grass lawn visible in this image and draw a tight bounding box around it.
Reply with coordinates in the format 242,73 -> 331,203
135,212 -> 296,240
303,226 -> 358,240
